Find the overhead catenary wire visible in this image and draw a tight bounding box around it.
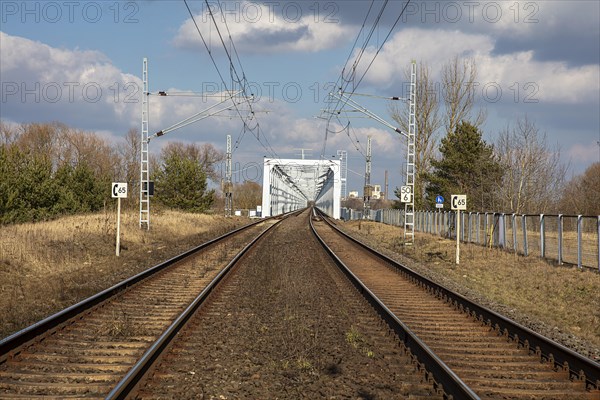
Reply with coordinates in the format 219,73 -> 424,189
182,0 -> 280,160
321,1 -> 389,124
149,90 -> 242,140
203,0 -> 282,161
319,0 -> 412,159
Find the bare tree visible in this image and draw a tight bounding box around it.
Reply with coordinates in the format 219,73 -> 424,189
389,61 -> 442,209
441,56 -> 486,135
15,122 -> 63,163
234,181 -> 262,210
61,128 -> 120,178
118,128 -> 140,184
0,120 -> 19,145
495,116 -> 568,214
560,163 -> 600,215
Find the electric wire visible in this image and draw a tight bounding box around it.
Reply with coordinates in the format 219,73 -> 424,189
203,0 -> 280,161
183,0 -> 279,160
319,0 -> 412,160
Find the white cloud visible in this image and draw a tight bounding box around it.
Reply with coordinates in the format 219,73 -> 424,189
353,28 -> 493,87
173,1 -> 353,54
0,32 -> 141,130
476,51 -> 599,104
358,28 -> 599,105
0,32 -> 252,143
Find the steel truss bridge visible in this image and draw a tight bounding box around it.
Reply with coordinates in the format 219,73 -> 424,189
261,158 -> 341,219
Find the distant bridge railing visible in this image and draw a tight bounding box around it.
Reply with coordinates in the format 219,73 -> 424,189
342,208 -> 600,271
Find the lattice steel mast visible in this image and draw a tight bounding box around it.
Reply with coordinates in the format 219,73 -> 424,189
139,58 -> 150,230
363,136 -> 372,219
404,60 -> 417,244
224,134 -> 233,217
327,60 -> 417,244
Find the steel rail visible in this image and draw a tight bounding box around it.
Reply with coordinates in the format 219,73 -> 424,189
0,211 -> 299,362
106,210 -> 292,399
315,208 -> 600,392
310,209 -> 479,400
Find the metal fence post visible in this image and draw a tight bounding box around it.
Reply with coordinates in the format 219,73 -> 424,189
476,213 -> 480,244
500,213 -> 506,248
558,214 -> 563,265
444,212 -> 448,236
540,214 -> 545,258
428,211 -> 432,234
467,213 -> 472,243
522,215 -> 528,256
484,213 -> 488,246
492,214 -> 498,247
512,214 -> 517,252
461,211 -> 465,242
577,215 -> 582,269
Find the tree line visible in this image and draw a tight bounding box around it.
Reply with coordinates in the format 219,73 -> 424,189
0,121 -> 227,224
389,57 -> 598,216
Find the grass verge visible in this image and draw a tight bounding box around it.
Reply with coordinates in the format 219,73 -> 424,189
0,208 -> 247,339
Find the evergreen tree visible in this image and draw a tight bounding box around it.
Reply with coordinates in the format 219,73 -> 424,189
425,121 -> 503,211
153,151 -> 214,212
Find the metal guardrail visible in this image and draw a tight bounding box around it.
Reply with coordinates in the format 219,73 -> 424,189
343,208 -> 600,271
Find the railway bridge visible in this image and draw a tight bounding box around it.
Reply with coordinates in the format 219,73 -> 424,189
261,158 -> 341,219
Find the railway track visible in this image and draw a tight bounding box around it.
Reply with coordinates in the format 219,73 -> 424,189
2,207 -> 598,399
0,214 -> 287,398
133,208 -> 445,399
312,209 -> 600,399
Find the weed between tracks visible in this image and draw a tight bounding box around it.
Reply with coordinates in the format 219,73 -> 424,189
106,308 -> 133,338
346,325 -> 375,358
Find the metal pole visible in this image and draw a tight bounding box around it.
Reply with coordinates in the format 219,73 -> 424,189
363,136 -> 372,219
512,214 -> 517,252
139,57 -> 150,230
456,211 -> 461,265
577,215 -> 583,269
225,135 -> 233,217
404,60 -> 417,244
476,213 -> 480,244
540,214 -> 545,258
523,215 -> 528,256
116,198 -> 121,257
558,215 -> 563,265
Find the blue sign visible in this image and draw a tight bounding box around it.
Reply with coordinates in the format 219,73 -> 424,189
435,195 -> 444,204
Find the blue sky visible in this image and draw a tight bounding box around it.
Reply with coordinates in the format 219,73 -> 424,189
1,0 -> 599,196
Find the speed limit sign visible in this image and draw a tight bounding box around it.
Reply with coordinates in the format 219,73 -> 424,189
400,185 -> 412,203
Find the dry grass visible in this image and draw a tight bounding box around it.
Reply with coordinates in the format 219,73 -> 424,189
342,220 -> 600,353
0,208 -> 247,339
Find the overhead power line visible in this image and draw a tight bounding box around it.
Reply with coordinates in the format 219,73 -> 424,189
182,0 -> 279,160
319,0 -> 412,159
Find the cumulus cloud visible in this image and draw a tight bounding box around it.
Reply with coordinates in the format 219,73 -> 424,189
0,32 -> 140,130
0,32 -> 250,143
173,1 -> 354,54
356,28 -> 599,105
